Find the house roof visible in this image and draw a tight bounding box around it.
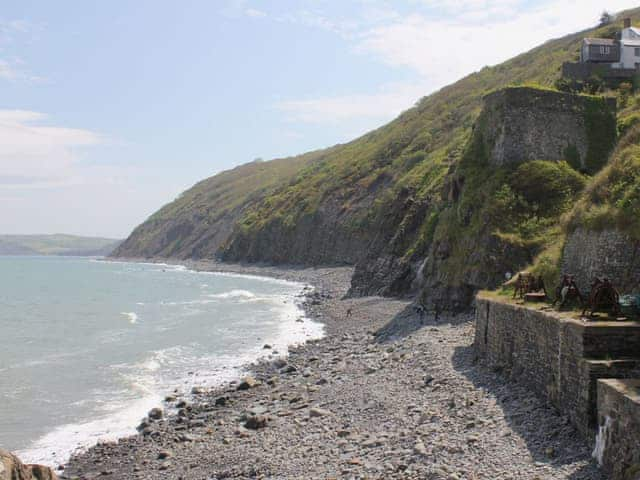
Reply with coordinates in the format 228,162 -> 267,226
583,38 -> 617,46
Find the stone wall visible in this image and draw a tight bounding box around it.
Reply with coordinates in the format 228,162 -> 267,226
561,227 -> 640,294
474,296 -> 640,438
478,87 -> 617,172
594,379 -> 640,480
562,62 -> 637,82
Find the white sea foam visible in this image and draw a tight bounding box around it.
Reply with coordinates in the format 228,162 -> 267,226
9,258 -> 324,469
120,312 -> 138,324
16,390 -> 161,468
208,289 -> 256,300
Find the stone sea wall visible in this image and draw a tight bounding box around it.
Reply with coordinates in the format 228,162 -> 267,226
474,296 -> 640,438
595,379 -> 640,480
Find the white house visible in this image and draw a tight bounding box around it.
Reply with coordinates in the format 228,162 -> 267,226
614,20 -> 640,70
563,18 -> 640,82
579,18 -> 640,71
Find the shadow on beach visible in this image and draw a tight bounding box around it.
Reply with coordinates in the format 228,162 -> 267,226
451,342 -> 605,480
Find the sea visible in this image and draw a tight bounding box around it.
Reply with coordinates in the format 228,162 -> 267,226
0,256 -> 322,466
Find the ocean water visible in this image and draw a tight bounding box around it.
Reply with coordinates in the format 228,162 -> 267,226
0,256 -> 321,466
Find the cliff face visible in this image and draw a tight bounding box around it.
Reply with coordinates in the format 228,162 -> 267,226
351,87 -> 613,310
113,11 -> 640,310
112,151 -> 330,259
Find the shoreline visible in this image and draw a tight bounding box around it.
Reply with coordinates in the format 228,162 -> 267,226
10,258 -> 333,470
58,260 -> 604,479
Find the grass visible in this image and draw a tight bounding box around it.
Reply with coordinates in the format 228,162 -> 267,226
567,125 -> 640,239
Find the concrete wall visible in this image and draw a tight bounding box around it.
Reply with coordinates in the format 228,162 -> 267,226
561,227 -> 640,294
595,379 -> 640,480
479,87 -> 617,171
474,296 -> 640,438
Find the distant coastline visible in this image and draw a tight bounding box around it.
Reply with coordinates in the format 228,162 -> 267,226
0,234 -> 121,256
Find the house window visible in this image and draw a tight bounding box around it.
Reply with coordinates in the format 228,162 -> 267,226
600,46 -> 611,55
635,47 -> 640,56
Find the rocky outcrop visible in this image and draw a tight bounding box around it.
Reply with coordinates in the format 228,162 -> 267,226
348,191 -> 431,298
0,450 -> 57,480
220,196 -> 375,266
562,227 -> 640,294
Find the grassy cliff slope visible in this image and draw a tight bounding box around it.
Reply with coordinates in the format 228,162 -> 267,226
112,149 -> 334,259
114,9 -> 640,309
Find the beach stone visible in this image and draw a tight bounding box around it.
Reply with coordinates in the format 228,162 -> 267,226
191,386 -> 206,395
309,407 -> 332,418
244,415 -> 268,430
0,449 -> 58,480
237,376 -> 259,390
414,440 -> 428,456
215,396 -> 228,407
148,407 -> 163,420
157,450 -> 173,460
273,359 -> 287,369
137,420 -> 149,431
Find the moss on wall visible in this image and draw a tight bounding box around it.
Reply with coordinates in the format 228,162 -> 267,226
583,96 -> 618,174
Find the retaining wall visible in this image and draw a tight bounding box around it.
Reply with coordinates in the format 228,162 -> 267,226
474,296 -> 640,438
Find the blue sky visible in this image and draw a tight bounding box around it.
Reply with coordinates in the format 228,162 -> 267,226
1,0 -> 638,238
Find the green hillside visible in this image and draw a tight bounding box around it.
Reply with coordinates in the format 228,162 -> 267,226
0,234 -> 121,256
112,150 -> 335,258
114,8 -> 640,310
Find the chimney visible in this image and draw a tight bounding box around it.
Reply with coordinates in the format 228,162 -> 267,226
624,17 -> 632,28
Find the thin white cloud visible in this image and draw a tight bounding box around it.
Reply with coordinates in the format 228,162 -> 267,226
356,1 -> 639,85
0,110 -> 103,188
0,19 -> 43,82
275,0 -> 640,125
245,8 -> 267,18
277,82 -> 426,124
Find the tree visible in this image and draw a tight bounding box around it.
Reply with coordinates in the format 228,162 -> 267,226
554,78 -> 575,94
599,11 -> 613,26
618,82 -> 633,108
584,75 -> 605,95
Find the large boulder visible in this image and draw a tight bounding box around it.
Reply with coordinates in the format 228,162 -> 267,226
0,449 -> 58,480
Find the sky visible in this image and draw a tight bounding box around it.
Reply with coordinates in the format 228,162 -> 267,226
1,0 -> 639,239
